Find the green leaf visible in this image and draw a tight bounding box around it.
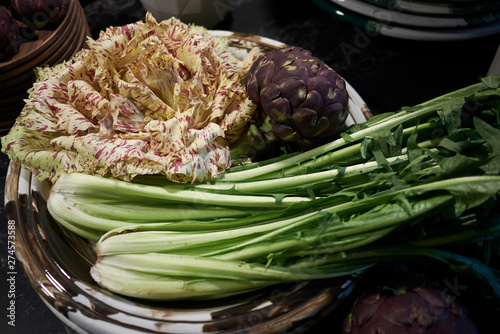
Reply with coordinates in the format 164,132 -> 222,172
340,132 -> 355,143
399,155 -> 430,179
483,100 -> 500,122
481,75 -> 500,89
394,192 -> 413,216
407,176 -> 500,214
406,125 -> 426,164
438,138 -> 462,153
474,117 -> 500,175
437,103 -> 462,133
372,147 -> 390,170
360,137 -> 372,160
426,148 -> 482,178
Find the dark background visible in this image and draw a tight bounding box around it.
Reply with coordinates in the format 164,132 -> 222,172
1,0 -> 500,333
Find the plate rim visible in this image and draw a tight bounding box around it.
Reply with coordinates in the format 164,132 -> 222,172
312,0 -> 500,41
329,0 -> 500,28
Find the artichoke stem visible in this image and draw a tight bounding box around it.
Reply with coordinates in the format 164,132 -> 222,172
229,115 -> 280,165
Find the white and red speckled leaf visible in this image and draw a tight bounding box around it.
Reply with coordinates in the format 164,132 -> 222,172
1,13 -> 261,183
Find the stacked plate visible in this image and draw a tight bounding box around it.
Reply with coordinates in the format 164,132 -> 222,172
0,0 -> 91,134
312,0 -> 500,41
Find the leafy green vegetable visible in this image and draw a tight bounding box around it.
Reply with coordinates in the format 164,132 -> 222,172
44,75 -> 500,301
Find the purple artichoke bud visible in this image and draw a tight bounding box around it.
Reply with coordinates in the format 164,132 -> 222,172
34,0 -> 68,27
11,0 -> 68,29
342,287 -> 479,334
0,7 -> 22,56
246,46 -> 349,150
10,0 -> 36,18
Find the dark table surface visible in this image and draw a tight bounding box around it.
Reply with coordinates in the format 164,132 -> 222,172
1,0 -> 500,333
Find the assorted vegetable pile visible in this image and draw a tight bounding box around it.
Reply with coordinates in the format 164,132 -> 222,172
1,14 -> 499,324
48,75 -> 500,301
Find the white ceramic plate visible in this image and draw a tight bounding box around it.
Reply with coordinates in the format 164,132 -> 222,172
4,32 -> 370,334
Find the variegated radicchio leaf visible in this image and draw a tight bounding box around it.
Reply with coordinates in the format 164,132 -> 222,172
1,13 -> 261,183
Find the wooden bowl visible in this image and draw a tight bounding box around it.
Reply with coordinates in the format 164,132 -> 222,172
0,0 -> 91,134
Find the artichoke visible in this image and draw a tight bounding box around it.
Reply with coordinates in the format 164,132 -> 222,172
245,46 -> 349,150
0,7 -> 21,57
342,286 -> 479,334
11,0 -> 68,29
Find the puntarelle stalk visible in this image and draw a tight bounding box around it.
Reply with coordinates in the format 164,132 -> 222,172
90,263 -> 282,301
51,172 -> 311,207
90,175 -> 500,299
222,78 -> 497,181
44,75 -> 500,301
220,107 -> 442,181
251,122 -> 441,181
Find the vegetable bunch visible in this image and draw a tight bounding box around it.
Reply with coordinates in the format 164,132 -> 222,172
48,76 -> 500,301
